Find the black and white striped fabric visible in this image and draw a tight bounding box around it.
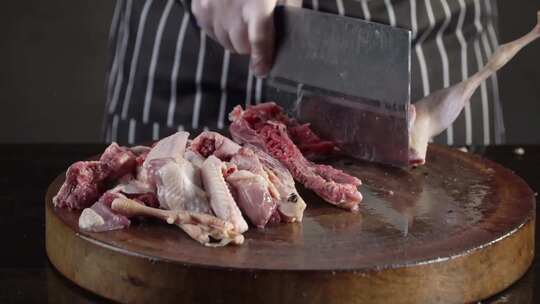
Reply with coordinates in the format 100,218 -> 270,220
103,0 -> 504,146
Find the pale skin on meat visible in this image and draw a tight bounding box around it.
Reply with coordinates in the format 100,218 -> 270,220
409,11 -> 540,165
201,155 -> 249,233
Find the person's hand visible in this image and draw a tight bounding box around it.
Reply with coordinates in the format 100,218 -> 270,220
191,0 -> 300,76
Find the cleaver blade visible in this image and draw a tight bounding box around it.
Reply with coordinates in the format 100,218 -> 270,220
268,6 -> 411,167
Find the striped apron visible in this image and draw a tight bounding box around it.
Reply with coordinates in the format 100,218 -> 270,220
103,0 -> 504,146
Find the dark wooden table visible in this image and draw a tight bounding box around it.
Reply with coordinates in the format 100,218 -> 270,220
1,144 -> 538,303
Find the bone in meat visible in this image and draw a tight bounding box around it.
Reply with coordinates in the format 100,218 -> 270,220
191,131 -> 241,160
111,178 -> 159,208
226,170 -> 277,228
111,197 -> 244,246
79,192 -> 130,232
409,11 -> 540,165
201,155 -> 249,233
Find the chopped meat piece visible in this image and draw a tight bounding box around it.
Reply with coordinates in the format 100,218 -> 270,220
229,102 -> 337,158
111,177 -> 160,208
247,145 -> 306,222
201,155 -> 248,233
191,131 -> 241,160
79,192 -> 130,232
150,158 -> 211,214
138,131 -> 190,185
230,147 -> 280,200
313,164 -> 361,186
111,197 -> 244,246
226,170 -> 277,228
54,143 -> 140,210
288,124 -> 337,158
53,161 -> 109,209
184,150 -> 205,168
99,143 -> 137,180
230,147 -> 267,177
229,104 -> 362,211
144,131 -> 189,165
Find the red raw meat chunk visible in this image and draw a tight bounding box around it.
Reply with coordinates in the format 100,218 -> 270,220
100,143 -> 137,180
54,143 -> 139,210
230,102 -> 337,158
53,161 -> 109,209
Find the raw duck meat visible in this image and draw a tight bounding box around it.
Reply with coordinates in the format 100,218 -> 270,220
226,169 -> 277,228
144,131 -> 189,164
138,132 -> 237,244
229,104 -> 362,211
246,145 -> 306,222
230,147 -> 270,178
232,102 -> 337,158
99,143 -> 137,180
54,112 -> 362,246
111,197 -> 244,246
149,158 -> 211,214
184,150 -> 205,168
78,181 -> 161,232
139,131 -> 190,184
230,147 -> 281,200
53,161 -> 109,209
201,155 -> 249,233
191,131 -> 241,160
54,143 -> 138,209
408,10 -> 540,165
78,191 -> 131,232
229,146 -> 306,224
112,178 -> 159,208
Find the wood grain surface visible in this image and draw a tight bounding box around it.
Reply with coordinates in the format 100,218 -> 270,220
45,145 -> 536,304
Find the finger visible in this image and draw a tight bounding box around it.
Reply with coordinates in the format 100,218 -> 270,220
228,22 -> 251,54
213,20 -> 234,52
191,0 -> 214,35
247,15 -> 275,77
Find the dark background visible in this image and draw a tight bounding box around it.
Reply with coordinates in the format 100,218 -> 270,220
0,0 -> 539,143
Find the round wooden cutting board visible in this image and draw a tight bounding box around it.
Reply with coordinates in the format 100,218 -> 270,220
45,145 -> 535,304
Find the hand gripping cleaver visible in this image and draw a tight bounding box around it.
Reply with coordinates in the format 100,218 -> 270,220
268,6 -> 411,167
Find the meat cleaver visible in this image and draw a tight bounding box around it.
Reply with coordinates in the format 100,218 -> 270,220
268,6 -> 411,167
